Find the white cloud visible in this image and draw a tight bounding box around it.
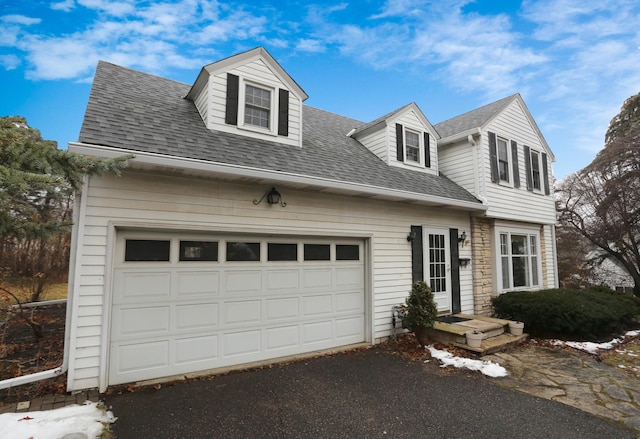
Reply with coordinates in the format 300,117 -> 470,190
1,15 -> 42,25
295,39 -> 325,53
50,0 -> 76,12
0,54 -> 20,70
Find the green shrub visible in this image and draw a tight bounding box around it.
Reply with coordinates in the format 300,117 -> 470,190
405,281 -> 438,347
491,288 -> 640,339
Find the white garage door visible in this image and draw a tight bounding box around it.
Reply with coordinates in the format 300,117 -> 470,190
109,231 -> 366,385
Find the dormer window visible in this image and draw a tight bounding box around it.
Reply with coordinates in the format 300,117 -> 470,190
244,84 -> 271,129
224,73 -> 289,138
395,123 -> 431,169
405,130 -> 420,163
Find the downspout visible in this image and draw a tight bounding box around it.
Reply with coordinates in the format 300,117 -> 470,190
0,177 -> 88,391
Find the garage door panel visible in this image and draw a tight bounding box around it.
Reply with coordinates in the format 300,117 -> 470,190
176,303 -> 218,331
303,269 -> 332,290
336,267 -> 364,289
176,272 -> 219,297
175,335 -> 218,364
335,291 -> 364,313
114,340 -> 169,373
335,316 -> 365,340
223,330 -> 262,356
115,306 -> 170,337
266,269 -> 299,292
266,297 -> 299,321
302,321 -> 333,344
224,300 -> 261,325
302,295 -> 332,317
265,325 -> 299,350
115,271 -> 171,301
225,270 -> 262,295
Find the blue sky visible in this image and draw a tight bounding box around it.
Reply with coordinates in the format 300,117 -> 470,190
1,0 -> 639,181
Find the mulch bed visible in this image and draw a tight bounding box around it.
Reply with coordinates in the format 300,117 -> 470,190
0,303 -> 67,405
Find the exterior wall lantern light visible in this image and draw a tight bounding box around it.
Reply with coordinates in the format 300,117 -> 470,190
253,186 -> 287,207
407,230 -> 416,242
458,231 -> 467,246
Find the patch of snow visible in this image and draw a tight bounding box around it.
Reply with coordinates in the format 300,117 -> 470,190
548,329 -> 640,354
0,401 -> 115,439
426,346 -> 508,377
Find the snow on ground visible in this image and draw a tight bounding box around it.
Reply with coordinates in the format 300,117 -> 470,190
426,346 -> 508,377
0,401 -> 115,439
548,330 -> 640,354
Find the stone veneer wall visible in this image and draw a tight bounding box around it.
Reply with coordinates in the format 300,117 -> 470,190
470,217 -> 493,315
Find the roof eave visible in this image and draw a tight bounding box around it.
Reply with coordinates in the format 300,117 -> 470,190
438,128 -> 482,146
69,142 -> 486,212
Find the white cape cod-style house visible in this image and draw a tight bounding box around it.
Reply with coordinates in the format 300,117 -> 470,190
65,47 -> 558,392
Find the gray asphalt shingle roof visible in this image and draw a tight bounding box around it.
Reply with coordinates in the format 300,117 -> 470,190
79,61 -> 481,205
434,94 -> 516,139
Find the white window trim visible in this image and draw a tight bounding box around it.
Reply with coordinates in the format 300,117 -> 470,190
237,78 -> 277,136
495,227 -> 542,292
496,136 -> 513,187
529,149 -> 543,194
404,128 -> 421,165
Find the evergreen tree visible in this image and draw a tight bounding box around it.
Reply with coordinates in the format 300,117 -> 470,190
0,116 -> 131,240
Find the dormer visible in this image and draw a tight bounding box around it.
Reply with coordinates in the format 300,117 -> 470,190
186,47 -> 308,147
350,103 -> 439,175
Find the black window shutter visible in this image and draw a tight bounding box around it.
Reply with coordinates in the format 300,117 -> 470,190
542,152 -> 550,195
278,89 -> 289,136
524,145 -> 533,191
449,228 -> 461,314
396,123 -> 404,162
424,132 -> 431,168
489,132 -> 499,183
411,225 -> 423,284
225,73 -> 239,126
511,140 -> 520,188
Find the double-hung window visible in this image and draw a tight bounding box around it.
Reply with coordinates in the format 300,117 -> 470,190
244,84 -> 271,129
497,137 -> 510,183
530,150 -> 541,191
499,231 -> 540,291
405,130 -> 420,163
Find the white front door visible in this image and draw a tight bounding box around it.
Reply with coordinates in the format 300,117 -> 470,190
424,228 -> 451,312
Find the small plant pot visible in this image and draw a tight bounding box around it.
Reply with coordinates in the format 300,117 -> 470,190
466,330 -> 483,348
509,321 -> 524,336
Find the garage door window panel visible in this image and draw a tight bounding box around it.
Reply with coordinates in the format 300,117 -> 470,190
336,244 -> 359,261
268,243 -> 298,261
179,241 -> 218,262
125,239 -> 170,262
304,244 -> 330,261
226,242 -> 260,261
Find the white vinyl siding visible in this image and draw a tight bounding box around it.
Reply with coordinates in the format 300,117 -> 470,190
357,129 -> 388,163
67,170 -> 473,391
208,59 -> 302,147
482,100 -> 556,224
438,139 -> 480,197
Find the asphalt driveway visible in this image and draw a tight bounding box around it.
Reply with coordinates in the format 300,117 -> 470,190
106,347 -> 635,438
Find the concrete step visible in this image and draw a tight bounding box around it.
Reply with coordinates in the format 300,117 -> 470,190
427,314 -> 527,355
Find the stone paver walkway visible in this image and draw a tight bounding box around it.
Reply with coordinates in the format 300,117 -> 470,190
0,389 -> 100,415
485,344 -> 640,433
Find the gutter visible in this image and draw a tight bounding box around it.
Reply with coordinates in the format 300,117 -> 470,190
69,142 -> 488,212
438,128 -> 481,146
